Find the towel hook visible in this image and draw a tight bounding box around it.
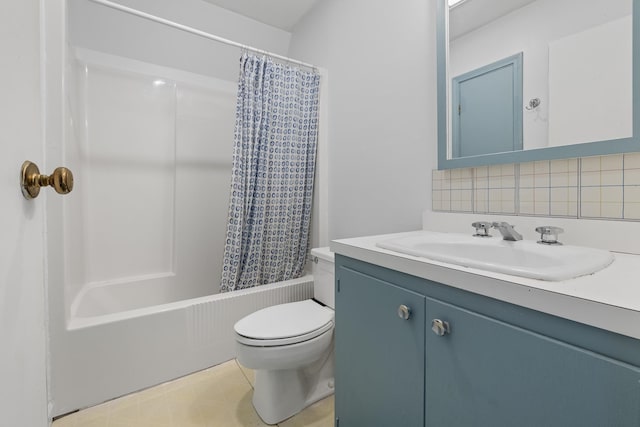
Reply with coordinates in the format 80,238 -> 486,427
525,98 -> 541,110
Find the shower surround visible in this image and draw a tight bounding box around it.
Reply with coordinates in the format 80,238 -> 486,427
48,47 -> 317,416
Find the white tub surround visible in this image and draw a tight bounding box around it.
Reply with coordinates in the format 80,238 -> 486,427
51,276 -> 313,417
331,232 -> 640,340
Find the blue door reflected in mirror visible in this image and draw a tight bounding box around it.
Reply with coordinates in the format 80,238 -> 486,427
452,53 -> 523,158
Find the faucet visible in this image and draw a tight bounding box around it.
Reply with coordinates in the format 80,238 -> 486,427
492,222 -> 522,241
471,221 -> 492,237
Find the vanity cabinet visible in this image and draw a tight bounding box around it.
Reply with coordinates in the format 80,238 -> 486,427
334,264 -> 426,427
425,298 -> 640,426
334,255 -> 640,427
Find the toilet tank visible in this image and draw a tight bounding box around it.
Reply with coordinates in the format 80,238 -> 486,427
310,247 -> 335,309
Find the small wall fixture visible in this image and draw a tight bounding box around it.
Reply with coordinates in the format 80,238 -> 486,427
525,98 -> 541,110
21,160 -> 74,199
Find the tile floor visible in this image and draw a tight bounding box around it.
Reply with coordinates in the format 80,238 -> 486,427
52,360 -> 334,427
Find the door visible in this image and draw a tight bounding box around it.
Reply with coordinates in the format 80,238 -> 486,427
425,297 -> 640,427
0,0 -> 49,425
452,53 -> 523,158
335,264 -> 425,427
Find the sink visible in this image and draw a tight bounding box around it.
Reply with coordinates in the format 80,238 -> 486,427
377,232 -> 614,281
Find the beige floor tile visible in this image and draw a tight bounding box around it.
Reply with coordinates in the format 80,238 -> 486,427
227,388 -> 270,427
52,415 -> 77,427
279,395 -> 335,427
50,359 -> 333,427
136,394 -> 173,427
52,403 -> 112,426
199,359 -> 239,379
235,359 -> 255,387
78,418 -> 109,427
135,376 -> 185,401
166,359 -> 259,427
107,401 -> 142,427
71,401 -> 112,424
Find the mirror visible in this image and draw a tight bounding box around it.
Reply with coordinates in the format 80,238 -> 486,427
437,0 -> 640,169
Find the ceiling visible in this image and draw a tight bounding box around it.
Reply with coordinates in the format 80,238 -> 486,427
450,0 -> 538,40
201,0 -> 321,31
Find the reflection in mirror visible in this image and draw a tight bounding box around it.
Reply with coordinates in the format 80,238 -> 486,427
451,52 -> 523,157
445,0 -> 633,162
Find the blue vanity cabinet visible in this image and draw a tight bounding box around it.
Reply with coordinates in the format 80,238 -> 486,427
334,262 -> 426,427
425,297 -> 640,427
334,254 -> 640,427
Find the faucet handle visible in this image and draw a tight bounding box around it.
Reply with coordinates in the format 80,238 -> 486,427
535,226 -> 564,245
471,221 -> 492,237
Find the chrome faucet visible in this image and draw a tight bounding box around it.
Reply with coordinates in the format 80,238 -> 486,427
471,221 -> 492,237
492,222 -> 523,241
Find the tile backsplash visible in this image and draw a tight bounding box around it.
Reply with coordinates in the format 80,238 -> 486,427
432,153 -> 640,220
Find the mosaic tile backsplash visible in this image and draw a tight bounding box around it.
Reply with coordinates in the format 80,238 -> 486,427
432,153 -> 640,220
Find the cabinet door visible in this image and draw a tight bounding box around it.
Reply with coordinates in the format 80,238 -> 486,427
335,266 -> 426,427
425,297 -> 640,427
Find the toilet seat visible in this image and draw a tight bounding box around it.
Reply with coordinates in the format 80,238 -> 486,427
236,321 -> 333,346
234,300 -> 334,347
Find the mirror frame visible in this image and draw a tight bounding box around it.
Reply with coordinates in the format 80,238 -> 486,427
437,0 -> 640,169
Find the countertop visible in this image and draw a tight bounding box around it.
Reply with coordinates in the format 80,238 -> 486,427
331,230 -> 640,340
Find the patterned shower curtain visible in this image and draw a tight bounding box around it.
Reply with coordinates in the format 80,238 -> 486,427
220,53 -> 321,292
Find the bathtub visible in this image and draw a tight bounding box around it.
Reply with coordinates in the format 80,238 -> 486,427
52,275 -> 314,416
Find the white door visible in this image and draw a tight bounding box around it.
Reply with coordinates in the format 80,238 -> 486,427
0,0 -> 50,426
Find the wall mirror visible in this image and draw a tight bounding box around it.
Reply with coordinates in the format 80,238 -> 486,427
437,0 -> 640,169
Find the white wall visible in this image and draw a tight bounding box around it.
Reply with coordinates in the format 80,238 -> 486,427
288,0 -> 437,240
450,0 -> 631,151
0,0 -> 49,426
548,15 -> 632,147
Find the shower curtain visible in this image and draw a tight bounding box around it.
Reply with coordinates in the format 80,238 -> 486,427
220,53 -> 321,292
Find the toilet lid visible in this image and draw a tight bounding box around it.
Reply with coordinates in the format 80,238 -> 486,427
234,300 -> 334,342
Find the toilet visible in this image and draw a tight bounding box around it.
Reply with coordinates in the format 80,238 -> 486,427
234,247 -> 335,425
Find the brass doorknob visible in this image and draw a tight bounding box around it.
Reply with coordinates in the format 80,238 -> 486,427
21,161 -> 74,199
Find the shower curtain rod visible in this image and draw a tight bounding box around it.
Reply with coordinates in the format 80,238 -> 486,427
85,0 -> 318,71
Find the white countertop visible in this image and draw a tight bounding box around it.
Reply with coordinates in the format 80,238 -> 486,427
331,230 -> 640,340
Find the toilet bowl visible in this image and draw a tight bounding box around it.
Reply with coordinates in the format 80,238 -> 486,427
234,247 -> 335,425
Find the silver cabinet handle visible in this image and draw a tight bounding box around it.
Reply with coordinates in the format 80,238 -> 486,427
431,319 -> 451,336
398,304 -> 411,320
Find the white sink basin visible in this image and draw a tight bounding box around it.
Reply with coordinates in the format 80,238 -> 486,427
377,232 -> 614,281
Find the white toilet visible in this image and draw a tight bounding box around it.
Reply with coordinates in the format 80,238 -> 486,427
234,247 -> 335,425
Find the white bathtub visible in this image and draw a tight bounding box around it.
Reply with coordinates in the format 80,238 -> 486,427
52,275 -> 314,416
